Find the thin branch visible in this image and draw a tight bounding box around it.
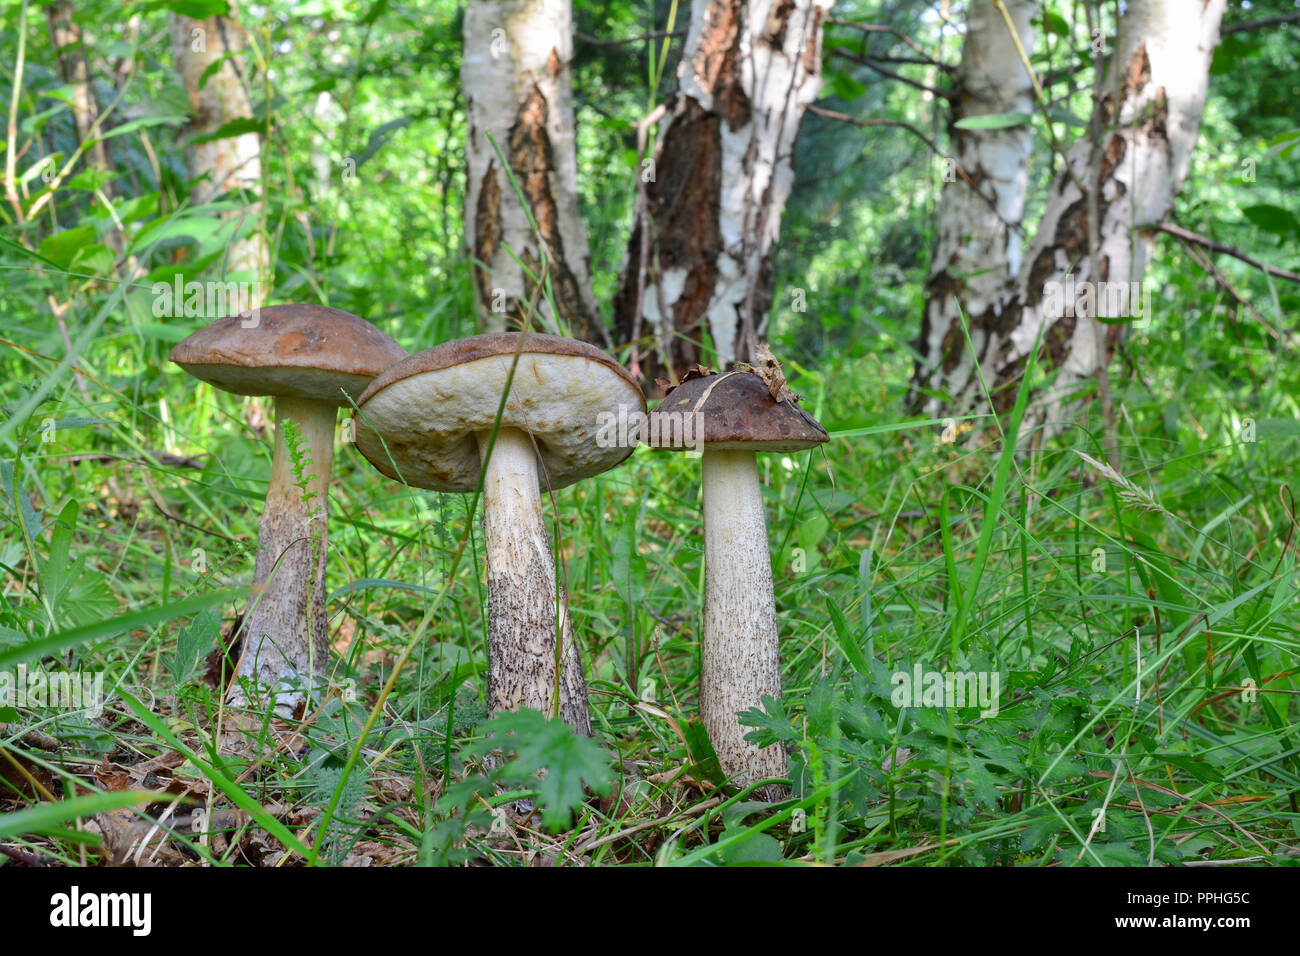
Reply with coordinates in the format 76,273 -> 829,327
1174,233 -> 1283,344
861,53 -> 944,68
1223,13 -> 1300,35
809,105 -> 948,165
832,49 -> 953,99
827,17 -> 942,64
575,29 -> 685,47
1151,222 -> 1300,284
807,105 -> 1012,228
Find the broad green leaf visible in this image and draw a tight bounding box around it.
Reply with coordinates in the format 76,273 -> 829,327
954,112 -> 1033,131
37,226 -> 97,270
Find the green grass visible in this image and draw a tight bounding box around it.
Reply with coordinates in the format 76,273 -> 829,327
2,0 -> 1299,868
2,306 -> 1299,866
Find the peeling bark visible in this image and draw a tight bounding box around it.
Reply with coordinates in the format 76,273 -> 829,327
910,0 -> 1035,413
169,4 -> 267,291
916,0 -> 1226,428
463,0 -> 606,346
614,0 -> 833,383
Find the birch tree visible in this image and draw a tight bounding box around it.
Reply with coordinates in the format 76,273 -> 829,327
462,0 -> 606,345
46,3 -> 112,192
169,4 -> 267,296
909,0 -> 1035,415
613,0 -> 834,381
913,0 -> 1228,428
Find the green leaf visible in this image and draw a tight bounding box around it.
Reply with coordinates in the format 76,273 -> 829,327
826,70 -> 868,102
1,458 -> 42,542
38,499 -> 79,612
69,243 -> 115,277
1242,204 -> 1298,239
738,695 -> 801,748
719,830 -> 784,865
95,113 -> 188,142
0,791 -> 161,840
1038,11 -> 1069,37
139,1 -> 231,18
610,514 -> 646,606
954,112 -> 1033,131
37,226 -> 98,270
462,710 -> 614,832
683,715 -> 729,785
667,774 -> 853,867
167,609 -> 219,685
0,589 -> 244,670
131,214 -> 226,250
1265,129 -> 1300,160
827,598 -> 869,676
190,116 -> 265,145
66,168 -> 116,193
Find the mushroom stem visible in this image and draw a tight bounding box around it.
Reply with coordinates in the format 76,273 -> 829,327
234,395 -> 336,715
701,448 -> 786,794
475,426 -> 592,735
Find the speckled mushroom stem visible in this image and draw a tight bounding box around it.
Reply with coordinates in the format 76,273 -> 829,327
476,425 -> 592,735
701,448 -> 787,796
232,395 -> 336,715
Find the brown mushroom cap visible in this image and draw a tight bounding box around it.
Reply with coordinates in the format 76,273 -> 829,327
355,332 -> 646,492
170,304 -> 407,404
647,370 -> 828,452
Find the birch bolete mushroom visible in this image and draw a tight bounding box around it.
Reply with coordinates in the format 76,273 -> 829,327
353,333 -> 644,735
171,304 -> 406,715
647,370 -> 827,796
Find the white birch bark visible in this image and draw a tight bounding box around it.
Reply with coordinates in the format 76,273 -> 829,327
169,5 -> 267,296
921,0 -> 1226,426
462,0 -> 605,345
615,0 -> 834,379
911,0 -> 1035,416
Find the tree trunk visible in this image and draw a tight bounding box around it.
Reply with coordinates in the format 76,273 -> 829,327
46,3 -> 112,187
613,0 -> 833,384
169,5 -> 267,294
462,0 -> 606,346
910,0 -> 1035,417
914,0 -> 1226,428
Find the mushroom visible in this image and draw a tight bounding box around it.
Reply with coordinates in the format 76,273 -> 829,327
170,304 -> 407,715
647,369 -> 827,796
352,333 -> 644,735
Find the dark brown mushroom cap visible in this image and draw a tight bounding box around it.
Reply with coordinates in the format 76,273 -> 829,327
646,370 -> 828,452
169,304 -> 407,404
355,332 -> 646,492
